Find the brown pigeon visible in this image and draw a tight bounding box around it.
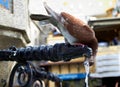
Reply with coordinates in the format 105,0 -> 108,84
61,12 -> 98,62
44,3 -> 98,64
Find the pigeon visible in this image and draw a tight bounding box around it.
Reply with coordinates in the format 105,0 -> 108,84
43,3 -> 98,65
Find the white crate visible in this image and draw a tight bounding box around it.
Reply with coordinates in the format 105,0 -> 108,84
96,54 -> 120,73
90,46 -> 120,78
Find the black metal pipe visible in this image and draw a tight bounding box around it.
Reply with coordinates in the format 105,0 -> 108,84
0,43 -> 92,62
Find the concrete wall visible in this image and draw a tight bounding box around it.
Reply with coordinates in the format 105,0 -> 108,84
0,0 -> 30,86
0,0 -> 28,31
0,0 -> 45,86
0,0 -> 30,48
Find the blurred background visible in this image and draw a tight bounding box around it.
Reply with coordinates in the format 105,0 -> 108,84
0,0 -> 120,87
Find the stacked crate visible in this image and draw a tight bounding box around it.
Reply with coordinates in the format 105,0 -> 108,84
91,46 -> 120,78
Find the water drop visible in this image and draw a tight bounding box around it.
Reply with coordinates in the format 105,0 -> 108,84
60,82 -> 62,87
84,58 -> 90,87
